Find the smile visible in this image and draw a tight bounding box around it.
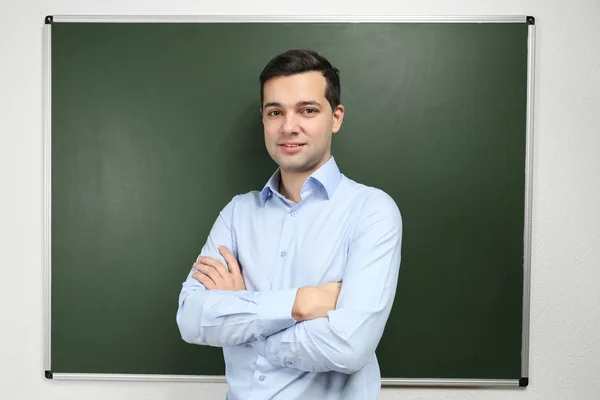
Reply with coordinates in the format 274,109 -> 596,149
279,144 -> 305,153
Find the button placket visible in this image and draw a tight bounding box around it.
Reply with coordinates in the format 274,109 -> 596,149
248,356 -> 271,400
272,207 -> 298,289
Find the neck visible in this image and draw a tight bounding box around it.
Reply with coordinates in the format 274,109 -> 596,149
279,170 -> 311,203
279,157 -> 330,203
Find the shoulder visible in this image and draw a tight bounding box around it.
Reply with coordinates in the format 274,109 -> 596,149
234,190 -> 265,208
219,190 -> 263,217
340,175 -> 402,223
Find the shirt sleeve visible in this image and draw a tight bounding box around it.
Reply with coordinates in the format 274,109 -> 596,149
253,190 -> 402,374
176,196 -> 299,348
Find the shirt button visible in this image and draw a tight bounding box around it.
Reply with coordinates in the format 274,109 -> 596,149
259,375 -> 266,382
286,361 -> 294,367
291,211 -> 297,217
280,251 -> 286,257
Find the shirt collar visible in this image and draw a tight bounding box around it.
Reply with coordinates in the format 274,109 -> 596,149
260,156 -> 342,205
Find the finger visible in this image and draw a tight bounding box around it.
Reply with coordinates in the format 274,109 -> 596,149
196,257 -> 228,281
194,262 -> 225,285
192,272 -> 216,290
201,253 -> 233,282
219,246 -> 242,276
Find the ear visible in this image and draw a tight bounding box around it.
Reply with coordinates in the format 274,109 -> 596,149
331,104 -> 345,134
259,107 -> 264,124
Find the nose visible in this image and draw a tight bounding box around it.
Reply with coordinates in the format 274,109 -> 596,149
281,113 -> 300,135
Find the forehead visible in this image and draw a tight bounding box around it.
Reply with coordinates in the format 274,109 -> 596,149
263,71 -> 327,104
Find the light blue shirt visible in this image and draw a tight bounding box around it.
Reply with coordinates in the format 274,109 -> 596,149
177,156 -> 402,400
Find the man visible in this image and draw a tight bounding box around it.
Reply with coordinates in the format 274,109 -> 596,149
176,49 -> 402,399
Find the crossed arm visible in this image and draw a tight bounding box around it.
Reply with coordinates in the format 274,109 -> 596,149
176,193 -> 402,374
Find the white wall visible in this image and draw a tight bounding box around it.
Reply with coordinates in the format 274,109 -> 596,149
1,0 -> 599,399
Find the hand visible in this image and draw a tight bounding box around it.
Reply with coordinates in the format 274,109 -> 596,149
292,282 -> 342,321
192,246 -> 246,291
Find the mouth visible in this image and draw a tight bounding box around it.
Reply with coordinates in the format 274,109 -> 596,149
278,143 -> 306,153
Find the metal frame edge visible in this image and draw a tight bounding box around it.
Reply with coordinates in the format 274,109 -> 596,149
44,16 -> 533,386
50,15 -> 528,23
43,21 -> 52,373
521,22 -> 536,381
382,378 -> 519,387
51,374 -> 519,387
52,373 -> 226,382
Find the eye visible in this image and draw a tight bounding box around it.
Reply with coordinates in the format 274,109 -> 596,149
267,110 -> 281,117
302,108 -> 318,115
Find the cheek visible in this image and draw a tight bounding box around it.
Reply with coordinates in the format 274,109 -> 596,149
305,119 -> 332,141
263,124 -> 278,143
265,136 -> 280,155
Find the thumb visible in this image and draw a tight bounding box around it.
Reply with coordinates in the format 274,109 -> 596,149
219,246 -> 241,275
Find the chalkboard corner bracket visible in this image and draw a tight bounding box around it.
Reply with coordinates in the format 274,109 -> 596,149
45,370 -> 53,379
45,15 -> 53,24
527,16 -> 535,25
519,377 -> 529,387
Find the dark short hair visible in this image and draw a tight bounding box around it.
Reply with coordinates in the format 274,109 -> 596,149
259,49 -> 341,111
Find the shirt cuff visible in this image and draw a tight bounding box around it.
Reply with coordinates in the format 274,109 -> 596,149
256,288 -> 298,338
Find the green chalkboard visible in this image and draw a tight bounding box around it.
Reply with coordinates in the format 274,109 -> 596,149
47,18 -> 532,384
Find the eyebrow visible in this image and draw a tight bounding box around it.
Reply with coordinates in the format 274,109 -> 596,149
263,100 -> 322,109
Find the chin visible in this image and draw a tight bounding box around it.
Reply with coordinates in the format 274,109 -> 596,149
278,158 -> 318,173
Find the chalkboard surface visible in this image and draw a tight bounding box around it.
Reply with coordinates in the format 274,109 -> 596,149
48,19 -> 532,383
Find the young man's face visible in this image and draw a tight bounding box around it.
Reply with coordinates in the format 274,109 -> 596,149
261,71 -> 344,175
